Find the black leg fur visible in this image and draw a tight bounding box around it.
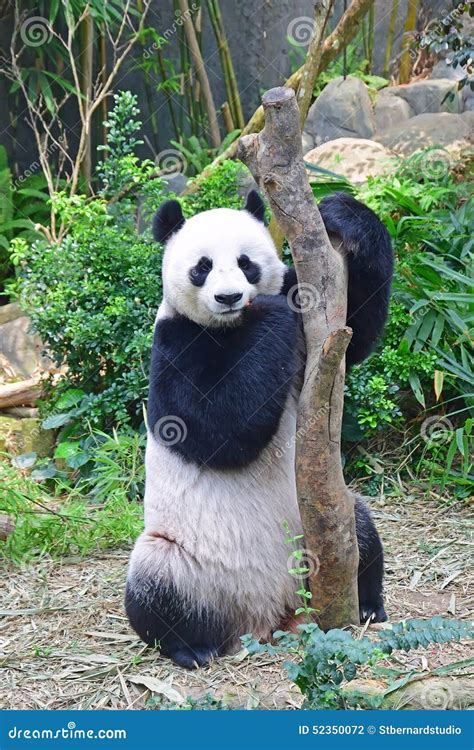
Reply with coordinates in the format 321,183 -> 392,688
355,496 -> 387,623
125,578 -> 234,669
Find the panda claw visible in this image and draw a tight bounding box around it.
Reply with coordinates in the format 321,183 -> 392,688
168,645 -> 218,670
359,603 -> 387,624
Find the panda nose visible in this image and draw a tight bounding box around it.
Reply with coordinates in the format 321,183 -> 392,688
214,292 -> 243,306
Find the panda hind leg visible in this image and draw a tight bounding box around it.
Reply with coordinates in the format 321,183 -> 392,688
354,496 -> 387,624
125,576 -> 232,670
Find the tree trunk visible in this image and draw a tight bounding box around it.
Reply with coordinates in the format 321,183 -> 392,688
79,13 -> 93,194
178,0 -> 221,148
399,0 -> 419,84
296,0 -> 335,129
0,377 -> 43,409
238,87 -> 359,630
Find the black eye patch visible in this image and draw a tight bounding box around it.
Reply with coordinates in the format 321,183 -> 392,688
189,256 -> 213,287
238,254 -> 261,285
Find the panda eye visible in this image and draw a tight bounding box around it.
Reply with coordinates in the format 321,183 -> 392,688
198,257 -> 212,272
238,254 -> 250,270
189,256 -> 212,286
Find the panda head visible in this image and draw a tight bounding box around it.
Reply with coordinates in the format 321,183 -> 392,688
153,191 -> 286,327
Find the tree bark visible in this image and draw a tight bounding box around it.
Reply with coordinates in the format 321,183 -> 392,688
296,0 -> 335,129
182,0 -> 375,195
0,377 -> 43,409
238,87 -> 359,630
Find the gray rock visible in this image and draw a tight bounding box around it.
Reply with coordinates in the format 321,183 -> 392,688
431,60 -> 465,81
161,172 -> 188,195
304,138 -> 396,185
376,113 -> 473,158
382,79 -> 461,115
305,76 -> 375,146
375,94 -> 414,134
301,130 -> 314,155
0,316 -> 47,378
235,168 -> 259,199
0,302 -> 22,326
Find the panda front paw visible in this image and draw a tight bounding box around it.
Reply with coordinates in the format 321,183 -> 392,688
359,602 -> 388,624
167,644 -> 219,670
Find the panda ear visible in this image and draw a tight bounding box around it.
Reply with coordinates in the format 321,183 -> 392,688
153,200 -> 185,243
244,190 -> 266,224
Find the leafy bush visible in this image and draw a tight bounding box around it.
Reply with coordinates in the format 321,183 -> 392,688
243,616 -> 473,709
12,193 -> 161,429
342,155 -> 473,442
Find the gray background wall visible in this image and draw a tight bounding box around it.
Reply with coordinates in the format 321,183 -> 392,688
0,0 -> 450,175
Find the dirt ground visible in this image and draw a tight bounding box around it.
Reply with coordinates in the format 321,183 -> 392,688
1,492 -> 472,710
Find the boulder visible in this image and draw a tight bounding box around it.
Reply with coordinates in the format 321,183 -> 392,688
381,79 -> 461,115
304,138 -> 397,184
0,314 -> 47,378
305,76 -> 375,146
376,113 -> 473,159
375,94 -> 414,134
161,172 -> 188,195
0,302 -> 22,326
431,60 -> 466,81
0,416 -> 54,457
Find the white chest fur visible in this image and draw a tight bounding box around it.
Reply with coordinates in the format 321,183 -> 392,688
128,387 -> 303,641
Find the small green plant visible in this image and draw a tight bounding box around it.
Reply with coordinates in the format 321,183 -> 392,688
0,426 -> 145,563
97,91 -> 154,197
242,617 -> 473,709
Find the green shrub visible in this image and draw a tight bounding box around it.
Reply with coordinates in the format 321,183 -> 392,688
243,616 -> 473,709
12,193 -> 161,429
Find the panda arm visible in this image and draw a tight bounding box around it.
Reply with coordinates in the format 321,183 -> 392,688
147,295 -> 298,469
280,194 -> 393,367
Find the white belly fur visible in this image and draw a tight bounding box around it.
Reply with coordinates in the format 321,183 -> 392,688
128,389 -> 303,644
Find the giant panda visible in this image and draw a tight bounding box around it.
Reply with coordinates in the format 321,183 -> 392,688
125,190 -> 393,669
